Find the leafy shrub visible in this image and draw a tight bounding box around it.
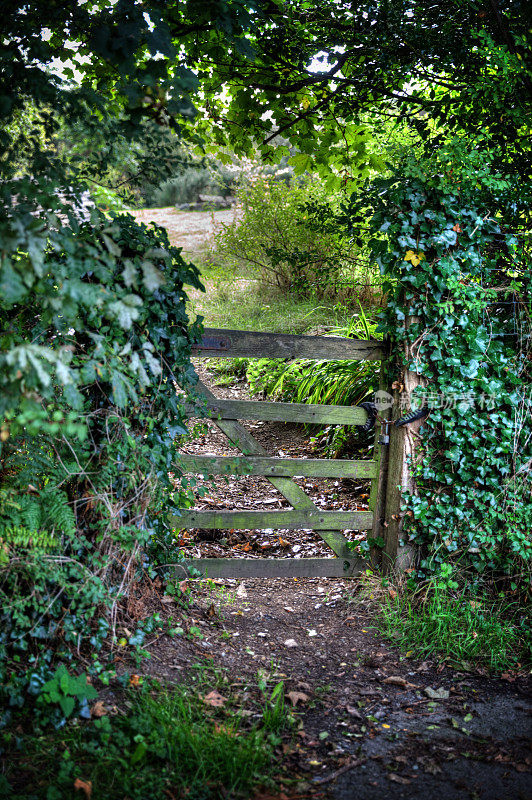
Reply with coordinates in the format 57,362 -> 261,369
151,167 -> 228,207
0,203 -> 202,726
90,185 -> 127,214
213,176 -> 378,300
358,143 -> 532,580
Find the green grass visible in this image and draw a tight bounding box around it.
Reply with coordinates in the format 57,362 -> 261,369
1,677 -> 285,800
374,583 -> 531,673
188,257 -> 363,335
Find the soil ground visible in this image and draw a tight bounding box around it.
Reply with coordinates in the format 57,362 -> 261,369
142,577 -> 531,800
133,209 -> 531,800
132,206 -> 239,255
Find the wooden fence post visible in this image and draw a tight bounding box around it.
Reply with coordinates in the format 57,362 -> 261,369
369,366 -> 391,569
380,321 -> 426,574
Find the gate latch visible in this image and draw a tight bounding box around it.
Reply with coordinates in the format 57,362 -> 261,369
379,421 -> 390,445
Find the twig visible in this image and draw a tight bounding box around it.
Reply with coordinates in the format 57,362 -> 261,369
313,757 -> 366,785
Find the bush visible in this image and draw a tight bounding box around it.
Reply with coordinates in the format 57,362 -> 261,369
0,207 -> 202,726
151,167 -> 230,207
213,176 -> 378,300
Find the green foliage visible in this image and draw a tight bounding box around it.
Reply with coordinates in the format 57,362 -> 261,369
354,139 -> 531,579
214,176 -> 378,299
194,1 -> 531,189
39,665 -> 97,719
374,574 -> 531,672
90,185 -> 127,215
2,679 -> 281,799
54,118 -> 199,209
151,167 -> 225,207
246,358 -> 293,398
0,3 -> 221,726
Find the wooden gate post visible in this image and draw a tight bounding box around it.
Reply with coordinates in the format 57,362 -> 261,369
369,368 -> 391,568
380,351 -> 425,575
381,386 -> 405,572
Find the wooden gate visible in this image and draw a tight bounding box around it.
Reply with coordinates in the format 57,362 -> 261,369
173,328 -> 386,578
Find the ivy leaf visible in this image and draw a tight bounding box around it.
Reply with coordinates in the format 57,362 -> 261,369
0,263 -> 26,304
122,260 -> 137,288
108,295 -> 143,329
112,373 -> 128,407
142,260 -> 166,291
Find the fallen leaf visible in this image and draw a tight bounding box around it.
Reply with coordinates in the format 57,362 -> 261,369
346,705 -> 362,719
388,773 -> 410,785
287,691 -> 309,707
213,721 -> 233,735
90,700 -> 107,718
383,676 -> 418,689
202,690 -> 226,708
206,603 -> 215,617
73,778 -> 92,798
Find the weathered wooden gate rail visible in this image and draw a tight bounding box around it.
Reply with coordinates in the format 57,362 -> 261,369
191,327 -> 384,361
172,327 -> 385,578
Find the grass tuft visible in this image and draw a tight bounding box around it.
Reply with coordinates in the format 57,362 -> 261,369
2,678 -> 284,799
353,572 -> 531,673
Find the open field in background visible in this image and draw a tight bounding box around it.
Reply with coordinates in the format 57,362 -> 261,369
131,206 -> 240,258
130,207 -> 365,334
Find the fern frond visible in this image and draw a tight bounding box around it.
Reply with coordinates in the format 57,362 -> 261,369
0,525 -> 58,552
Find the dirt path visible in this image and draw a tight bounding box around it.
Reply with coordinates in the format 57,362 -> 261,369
131,213 -> 531,798
143,576 -> 530,800
144,364 -> 532,800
